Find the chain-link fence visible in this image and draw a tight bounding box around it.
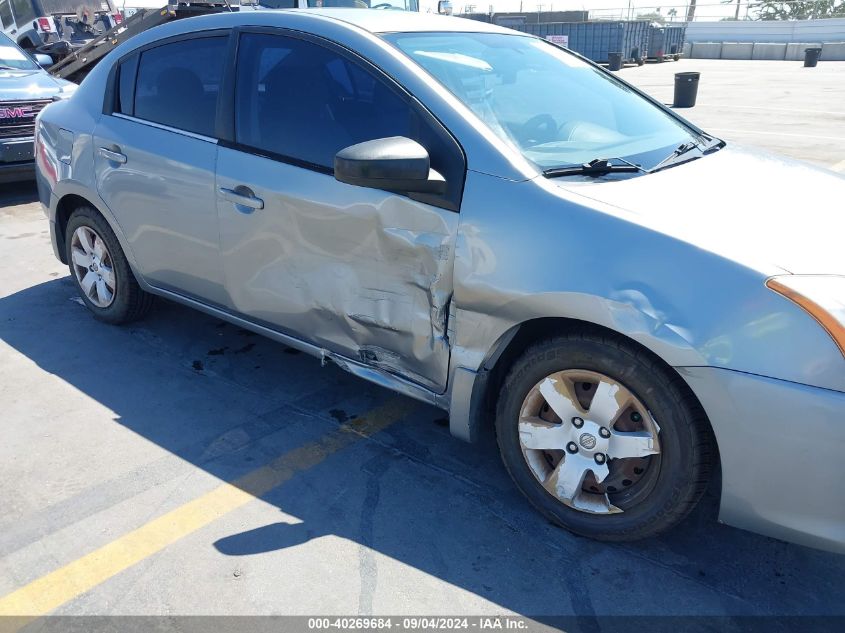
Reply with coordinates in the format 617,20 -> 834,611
458,1 -> 845,23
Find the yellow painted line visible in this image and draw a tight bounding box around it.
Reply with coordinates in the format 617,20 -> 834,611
0,398 -> 415,618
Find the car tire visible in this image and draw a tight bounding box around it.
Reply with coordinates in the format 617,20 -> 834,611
495,330 -> 714,541
65,206 -> 154,324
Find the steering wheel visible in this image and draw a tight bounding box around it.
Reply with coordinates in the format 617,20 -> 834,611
371,2 -> 399,8
519,114 -> 559,147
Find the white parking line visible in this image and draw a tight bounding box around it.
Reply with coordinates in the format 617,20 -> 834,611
697,104 -> 845,117
711,128 -> 845,142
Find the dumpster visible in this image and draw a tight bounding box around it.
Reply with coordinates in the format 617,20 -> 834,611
516,21 -> 649,65
647,24 -> 687,62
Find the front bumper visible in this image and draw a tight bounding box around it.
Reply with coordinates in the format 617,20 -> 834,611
679,366 -> 845,554
0,136 -> 35,183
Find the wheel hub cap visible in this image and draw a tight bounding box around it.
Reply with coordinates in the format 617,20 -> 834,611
517,369 -> 661,515
579,432 -> 598,451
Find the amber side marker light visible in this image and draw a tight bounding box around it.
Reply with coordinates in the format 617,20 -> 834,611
766,277 -> 845,358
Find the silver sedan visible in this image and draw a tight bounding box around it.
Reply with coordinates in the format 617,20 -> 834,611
35,9 -> 845,552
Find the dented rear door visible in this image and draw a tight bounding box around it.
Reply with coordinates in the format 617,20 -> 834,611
215,148 -> 457,392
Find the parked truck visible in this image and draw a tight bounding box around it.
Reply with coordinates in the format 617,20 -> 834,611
46,0 -> 451,83
1,0 -> 123,62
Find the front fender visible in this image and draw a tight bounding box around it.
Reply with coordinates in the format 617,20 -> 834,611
447,171 -> 845,441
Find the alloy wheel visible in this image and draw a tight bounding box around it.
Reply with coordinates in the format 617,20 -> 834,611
70,225 -> 116,308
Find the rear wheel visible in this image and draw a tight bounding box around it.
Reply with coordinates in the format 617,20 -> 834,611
495,332 -> 713,541
65,206 -> 154,324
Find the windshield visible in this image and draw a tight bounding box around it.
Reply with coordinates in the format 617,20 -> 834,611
385,32 -> 699,171
0,33 -> 38,71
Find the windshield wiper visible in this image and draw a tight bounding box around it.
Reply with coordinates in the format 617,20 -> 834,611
648,140 -> 700,173
648,136 -> 724,173
0,65 -> 19,70
543,157 -> 645,178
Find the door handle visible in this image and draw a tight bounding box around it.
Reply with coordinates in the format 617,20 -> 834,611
218,186 -> 264,211
98,147 -> 127,164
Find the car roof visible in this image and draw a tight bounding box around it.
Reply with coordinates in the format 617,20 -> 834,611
245,8 -> 519,35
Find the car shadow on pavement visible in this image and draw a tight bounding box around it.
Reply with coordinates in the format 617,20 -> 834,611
0,182 -> 38,206
1,278 -> 843,622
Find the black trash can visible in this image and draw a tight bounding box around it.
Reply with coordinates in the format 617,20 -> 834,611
673,71 -> 700,108
804,47 -> 822,67
608,52 -> 623,71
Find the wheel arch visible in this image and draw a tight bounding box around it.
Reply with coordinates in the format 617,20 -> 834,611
54,193 -> 96,264
16,33 -> 39,49
452,316 -> 719,473
52,186 -> 139,279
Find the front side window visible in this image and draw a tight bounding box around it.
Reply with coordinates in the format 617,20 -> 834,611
132,36 -> 227,137
0,32 -> 38,70
235,32 -> 420,169
385,32 -> 700,171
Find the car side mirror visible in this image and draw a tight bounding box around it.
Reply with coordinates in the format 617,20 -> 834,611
438,0 -> 453,14
334,137 -> 446,195
34,53 -> 53,68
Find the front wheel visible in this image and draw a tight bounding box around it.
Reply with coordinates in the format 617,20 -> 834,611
495,332 -> 714,541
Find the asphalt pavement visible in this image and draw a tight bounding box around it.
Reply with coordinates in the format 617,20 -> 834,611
1,59 -> 844,626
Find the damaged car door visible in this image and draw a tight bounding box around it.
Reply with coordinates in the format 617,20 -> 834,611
215,30 -> 466,392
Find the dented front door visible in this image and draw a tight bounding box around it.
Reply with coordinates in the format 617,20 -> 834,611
215,147 -> 457,393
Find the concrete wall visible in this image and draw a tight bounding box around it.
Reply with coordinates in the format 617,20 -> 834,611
690,42 -> 722,59
751,43 -> 787,60
685,18 -> 845,44
785,42 -> 823,60
822,41 -> 845,60
720,42 -> 754,59
689,39 -> 844,60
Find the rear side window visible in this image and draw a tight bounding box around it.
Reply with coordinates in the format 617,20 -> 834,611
9,0 -> 34,24
0,1 -> 13,29
132,36 -> 227,137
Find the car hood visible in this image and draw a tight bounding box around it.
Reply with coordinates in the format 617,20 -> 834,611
551,145 -> 845,276
0,69 -> 67,101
